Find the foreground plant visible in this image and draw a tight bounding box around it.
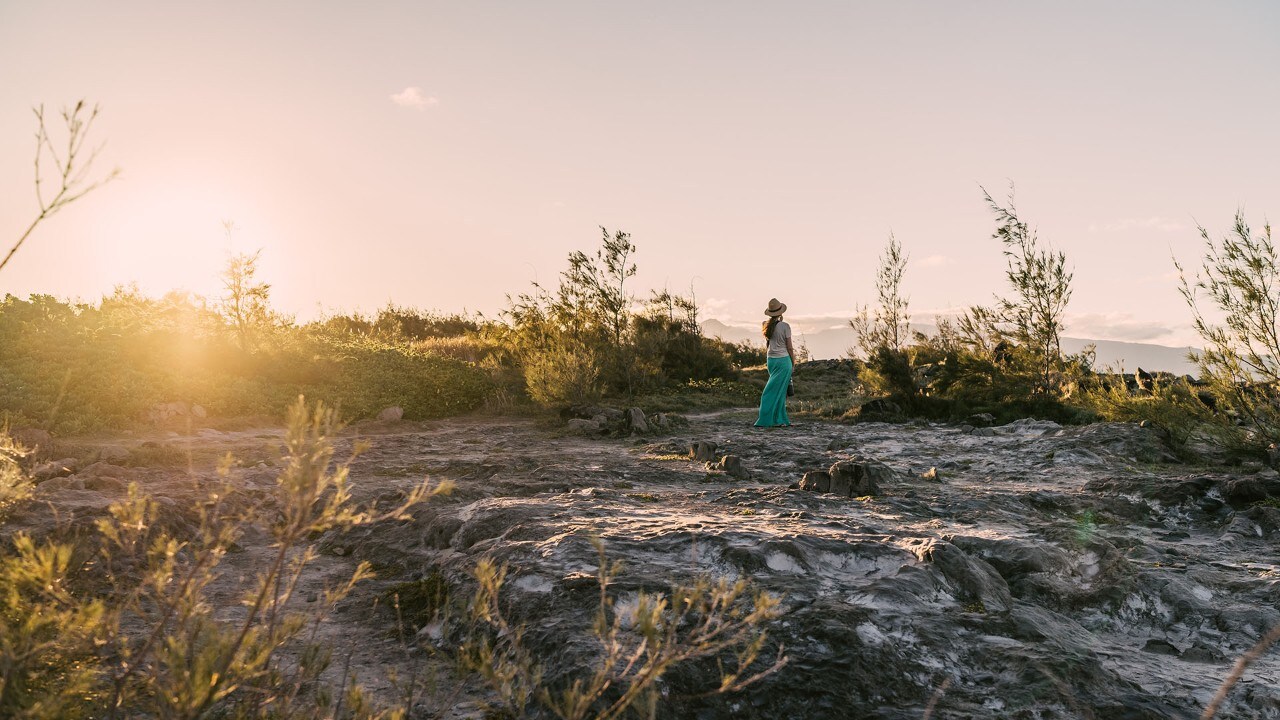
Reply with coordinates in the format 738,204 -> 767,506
0,397 -> 439,719
0,431 -> 32,514
463,539 -> 786,720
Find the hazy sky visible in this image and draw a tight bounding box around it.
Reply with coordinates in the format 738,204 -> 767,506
2,1 -> 1278,346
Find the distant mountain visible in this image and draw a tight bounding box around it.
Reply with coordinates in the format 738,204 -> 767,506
701,319 -> 1198,377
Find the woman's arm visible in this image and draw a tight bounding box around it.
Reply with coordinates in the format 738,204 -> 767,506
785,335 -> 796,364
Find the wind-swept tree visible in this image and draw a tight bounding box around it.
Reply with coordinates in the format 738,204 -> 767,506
1177,210 -> 1280,446
850,233 -> 910,356
964,184 -> 1073,395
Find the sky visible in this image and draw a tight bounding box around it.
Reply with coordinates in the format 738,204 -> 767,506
1,1 -> 1278,347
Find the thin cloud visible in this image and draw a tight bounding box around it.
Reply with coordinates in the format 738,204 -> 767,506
1064,312 -> 1176,342
390,87 -> 439,109
919,254 -> 950,267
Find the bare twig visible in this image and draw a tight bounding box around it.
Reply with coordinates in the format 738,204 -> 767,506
921,676 -> 952,720
1202,623 -> 1280,719
2,100 -> 119,274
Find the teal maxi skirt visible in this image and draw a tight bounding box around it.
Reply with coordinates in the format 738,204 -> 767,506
755,356 -> 792,427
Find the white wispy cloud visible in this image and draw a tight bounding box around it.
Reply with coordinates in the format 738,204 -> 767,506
919,254 -> 950,267
390,87 -> 438,109
1063,312 -> 1176,342
1088,217 -> 1185,234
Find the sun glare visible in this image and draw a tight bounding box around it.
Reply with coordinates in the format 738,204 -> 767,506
96,179 -> 274,301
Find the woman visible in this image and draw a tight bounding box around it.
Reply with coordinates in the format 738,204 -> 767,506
755,298 -> 795,427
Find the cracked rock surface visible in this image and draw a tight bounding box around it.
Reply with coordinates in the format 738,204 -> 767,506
11,411 -> 1280,718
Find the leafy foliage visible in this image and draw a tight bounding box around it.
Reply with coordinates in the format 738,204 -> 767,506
1178,211 -> 1280,448
503,230 -> 740,406
966,185 -> 1074,396
462,539 -> 785,720
850,233 -> 910,356
0,291 -> 491,433
0,398 -> 439,719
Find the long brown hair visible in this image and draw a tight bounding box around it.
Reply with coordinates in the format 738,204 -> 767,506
762,315 -> 781,340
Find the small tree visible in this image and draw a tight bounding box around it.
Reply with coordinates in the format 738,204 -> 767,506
220,235 -> 273,350
3,100 -> 119,275
850,233 -> 910,357
974,184 -> 1073,395
1177,210 -> 1280,446
505,228 -> 639,402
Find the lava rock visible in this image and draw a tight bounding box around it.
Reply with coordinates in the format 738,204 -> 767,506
626,407 -> 649,434
378,406 -> 405,422
827,459 -> 888,497
97,444 -> 131,463
32,458 -> 77,481
799,470 -> 832,493
566,419 -> 603,436
965,413 -> 996,427
858,398 -> 902,420
647,413 -> 687,432
711,453 -> 747,476
906,537 -> 1013,612
689,441 -> 718,462
8,427 -> 52,454
1219,476 -> 1270,507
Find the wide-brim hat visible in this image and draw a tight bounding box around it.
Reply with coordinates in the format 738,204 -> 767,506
764,298 -> 787,317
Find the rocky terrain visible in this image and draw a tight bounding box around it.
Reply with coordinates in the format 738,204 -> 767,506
9,410 -> 1280,719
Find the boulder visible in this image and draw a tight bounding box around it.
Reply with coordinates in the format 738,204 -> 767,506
799,470 -> 831,493
32,458 -> 77,481
689,441 -> 717,462
1267,444 -> 1280,470
148,401 -> 191,423
712,454 -> 748,480
625,407 -> 649,434
84,475 -> 128,493
858,399 -> 902,419
647,413 -> 688,431
906,537 -> 1013,613
378,406 -> 405,422
97,444 -> 131,464
827,459 -> 890,497
964,413 -> 996,428
566,419 -> 603,436
75,462 -> 130,480
1219,476 -> 1270,508
34,475 -> 86,494
8,427 -> 51,454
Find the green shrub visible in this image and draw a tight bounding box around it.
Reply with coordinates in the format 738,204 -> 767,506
0,432 -> 32,516
0,293 -> 493,433
523,341 -> 604,406
1082,375 -> 1209,454
0,398 -> 438,718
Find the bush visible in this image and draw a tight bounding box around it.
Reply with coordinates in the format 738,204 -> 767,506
1083,373 -> 1209,454
0,293 -> 493,433
0,432 -> 33,516
523,341 -> 604,406
503,230 -> 740,406
0,398 -> 438,718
